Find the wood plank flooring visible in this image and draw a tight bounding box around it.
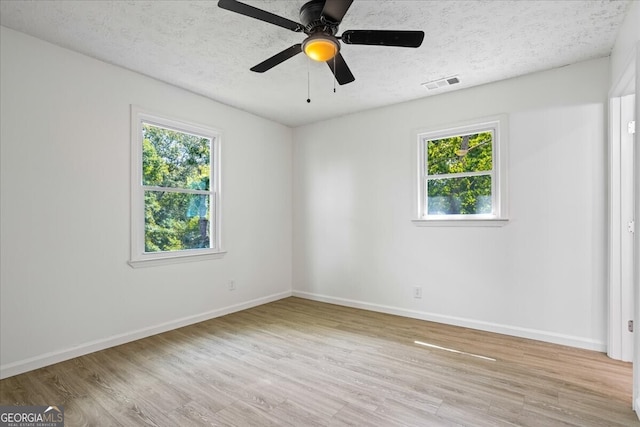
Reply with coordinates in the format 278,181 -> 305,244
1,297 -> 637,426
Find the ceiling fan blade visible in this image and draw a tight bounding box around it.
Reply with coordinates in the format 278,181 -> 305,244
327,53 -> 355,85
250,44 -> 302,73
218,0 -> 303,32
321,0 -> 354,23
341,30 -> 425,48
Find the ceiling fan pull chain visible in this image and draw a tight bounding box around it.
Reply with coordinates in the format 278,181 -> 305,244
307,57 -> 311,103
333,53 -> 336,93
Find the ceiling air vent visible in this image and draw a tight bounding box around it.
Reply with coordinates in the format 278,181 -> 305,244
422,75 -> 460,91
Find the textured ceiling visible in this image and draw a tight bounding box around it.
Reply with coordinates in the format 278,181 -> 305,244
0,0 -> 631,127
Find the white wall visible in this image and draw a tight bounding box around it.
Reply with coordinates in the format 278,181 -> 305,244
293,58 -> 610,351
0,27 -> 292,378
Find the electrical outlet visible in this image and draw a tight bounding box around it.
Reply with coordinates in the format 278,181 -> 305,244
228,280 -> 236,291
413,286 -> 422,299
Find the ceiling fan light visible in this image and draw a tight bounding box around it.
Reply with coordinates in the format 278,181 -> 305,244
303,36 -> 339,62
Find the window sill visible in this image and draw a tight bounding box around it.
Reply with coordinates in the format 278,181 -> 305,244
412,218 -> 509,227
128,250 -> 227,268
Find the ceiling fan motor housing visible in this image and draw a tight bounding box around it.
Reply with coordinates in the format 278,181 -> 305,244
300,0 -> 339,35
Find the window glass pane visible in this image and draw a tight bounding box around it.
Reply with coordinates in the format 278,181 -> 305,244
144,190 -> 212,252
142,123 -> 211,190
427,175 -> 492,215
427,132 -> 492,176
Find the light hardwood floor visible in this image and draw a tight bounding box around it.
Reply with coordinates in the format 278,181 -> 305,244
0,297 -> 637,426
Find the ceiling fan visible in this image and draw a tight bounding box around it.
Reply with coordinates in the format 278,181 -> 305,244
218,0 -> 425,85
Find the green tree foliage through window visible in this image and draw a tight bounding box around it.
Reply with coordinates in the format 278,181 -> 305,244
142,123 -> 213,252
426,131 -> 493,215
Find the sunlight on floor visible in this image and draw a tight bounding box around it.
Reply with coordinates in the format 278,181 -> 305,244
414,340 -> 497,362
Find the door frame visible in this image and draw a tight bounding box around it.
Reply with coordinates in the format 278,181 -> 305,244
608,42 -> 638,413
609,73 -> 635,363
635,44 -> 640,416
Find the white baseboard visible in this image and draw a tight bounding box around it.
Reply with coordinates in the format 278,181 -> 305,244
635,397 -> 640,418
292,291 -> 607,352
0,291 -> 292,380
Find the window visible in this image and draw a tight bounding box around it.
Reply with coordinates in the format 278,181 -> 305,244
414,116 -> 507,226
129,107 -> 224,267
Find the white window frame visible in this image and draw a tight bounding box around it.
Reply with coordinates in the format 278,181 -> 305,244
129,106 -> 225,267
413,115 -> 508,227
